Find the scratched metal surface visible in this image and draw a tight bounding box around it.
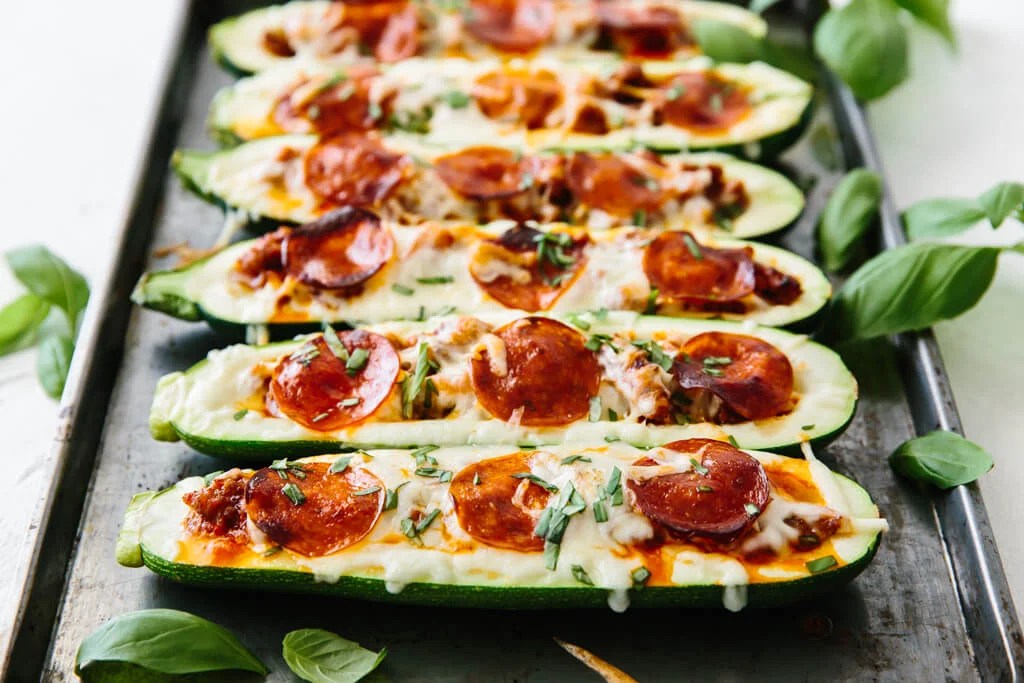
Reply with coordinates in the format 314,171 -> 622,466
8,1 -> 1022,680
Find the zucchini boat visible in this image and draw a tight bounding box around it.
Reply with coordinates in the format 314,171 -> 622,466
133,209 -> 830,332
209,0 -> 767,76
149,311 -> 858,460
173,135 -> 805,238
117,440 -> 885,611
208,57 -> 812,158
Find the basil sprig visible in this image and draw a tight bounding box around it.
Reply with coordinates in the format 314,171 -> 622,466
904,181 -> 1024,240
814,0 -> 908,101
890,430 -> 994,489
1,245 -> 90,398
74,609 -> 267,680
282,629 -> 387,683
817,169 -> 883,272
820,242 -> 1005,343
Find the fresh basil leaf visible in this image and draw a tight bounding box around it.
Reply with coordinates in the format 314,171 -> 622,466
5,244 -> 89,333
37,332 -> 74,399
890,430 -> 993,488
74,609 -> 267,680
760,38 -> 819,84
691,19 -> 764,63
903,197 -> 987,240
893,0 -> 954,45
977,181 -> 1024,227
283,629 -> 387,683
813,0 -> 909,101
817,169 -> 882,272
821,243 -> 999,342
0,293 -> 51,353
749,0 -> 784,13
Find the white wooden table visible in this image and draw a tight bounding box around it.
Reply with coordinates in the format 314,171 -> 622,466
0,0 -> 1021,645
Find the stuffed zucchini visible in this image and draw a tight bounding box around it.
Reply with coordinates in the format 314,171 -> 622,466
173,135 -> 805,237
133,209 -> 829,333
207,57 -> 812,158
117,440 -> 885,611
149,312 -> 857,460
209,0 -> 767,76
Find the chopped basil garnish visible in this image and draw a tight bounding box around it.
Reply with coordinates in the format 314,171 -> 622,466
603,435 -> 620,443
744,503 -> 761,516
322,323 -> 350,361
727,435 -> 740,448
339,397 -> 361,407
281,483 -> 305,506
263,546 -> 282,557
410,444 -> 439,465
697,485 -> 714,493
571,565 -> 594,586
605,467 -> 624,506
592,307 -> 609,320
510,472 -> 559,492
353,486 -> 382,497
383,482 -> 408,511
566,313 -> 591,331
403,508 -> 442,545
534,482 -> 586,570
391,283 -> 415,296
415,466 -> 453,482
584,333 -> 619,353
473,471 -> 481,485
270,459 -> 307,480
592,500 -> 608,523
588,396 -> 601,422
608,408 -> 618,422
806,555 -> 838,574
644,287 -> 659,314
232,409 -> 248,421
416,275 -> 454,285
666,84 -> 685,101
631,339 -> 673,372
533,231 -> 576,283
203,471 -> 225,486
401,342 -> 438,418
329,455 -> 353,474
801,424 -> 816,431
560,454 -> 592,465
631,566 -> 651,589
443,90 -> 470,108
682,233 -> 704,260
345,348 -> 369,375
289,343 -> 320,367
709,92 -> 724,113
632,209 -> 647,227
368,101 -> 382,120
690,457 -> 709,475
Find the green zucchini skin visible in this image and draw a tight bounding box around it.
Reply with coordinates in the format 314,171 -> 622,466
138,541 -> 879,609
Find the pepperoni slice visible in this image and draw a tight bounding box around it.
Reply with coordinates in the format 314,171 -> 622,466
269,330 -> 400,431
434,146 -> 535,200
470,316 -> 600,426
273,69 -> 381,137
449,451 -> 551,552
469,226 -> 588,312
281,207 -> 393,290
672,332 -> 793,421
464,0 -> 554,53
374,2 -> 420,62
566,152 -> 671,217
661,72 -> 752,133
596,2 -> 690,59
184,472 -> 249,543
336,0 -> 420,62
627,438 -> 770,542
754,263 -> 803,305
472,69 -> 563,129
304,133 -> 411,208
245,461 -> 384,557
643,232 -> 756,302
234,227 -> 287,288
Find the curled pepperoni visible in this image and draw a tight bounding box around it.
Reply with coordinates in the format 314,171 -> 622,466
472,69 -> 563,129
281,207 -> 393,290
336,0 -> 420,62
566,153 -> 670,217
465,0 -> 554,53
449,451 -> 551,552
374,2 -> 420,62
434,146 -> 536,200
672,332 -> 793,421
269,330 -> 400,431
304,133 -> 411,208
469,226 -> 588,312
754,263 -> 803,305
596,2 -> 690,58
235,228 -> 287,288
245,462 -> 384,557
273,69 -> 381,137
643,232 -> 756,302
184,471 -> 249,544
627,438 -> 770,542
470,316 -> 600,426
661,72 -> 751,133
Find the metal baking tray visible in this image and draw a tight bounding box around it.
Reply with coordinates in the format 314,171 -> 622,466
4,1 -> 1023,680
